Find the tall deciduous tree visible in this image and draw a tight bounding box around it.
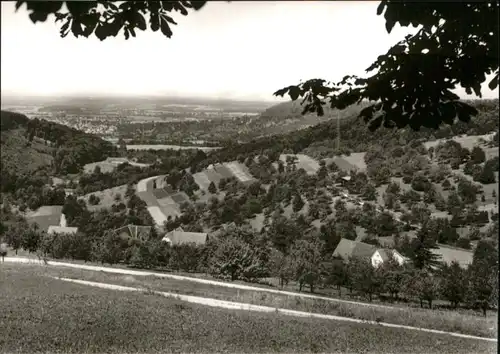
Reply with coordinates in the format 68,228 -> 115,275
348,256 -> 381,302
269,248 -> 293,288
323,259 -> 349,296
405,269 -> 441,309
209,236 -> 268,282
439,261 -> 467,308
289,239 -> 323,293
466,240 -> 499,316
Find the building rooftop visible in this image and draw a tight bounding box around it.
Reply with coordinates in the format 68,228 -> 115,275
162,227 -> 208,246
47,226 -> 78,235
332,238 -> 377,260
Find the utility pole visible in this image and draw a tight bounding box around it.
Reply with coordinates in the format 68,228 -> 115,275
220,108 -> 224,131
336,110 -> 340,151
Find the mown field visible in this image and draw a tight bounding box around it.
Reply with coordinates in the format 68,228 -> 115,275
2,263 -> 497,341
82,184 -> 128,211
0,264 -> 496,354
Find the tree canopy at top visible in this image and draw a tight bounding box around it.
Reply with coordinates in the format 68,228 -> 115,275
15,1 -> 499,131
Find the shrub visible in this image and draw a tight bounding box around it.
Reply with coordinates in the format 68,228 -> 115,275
470,146 -> 486,164
88,194 -> 100,205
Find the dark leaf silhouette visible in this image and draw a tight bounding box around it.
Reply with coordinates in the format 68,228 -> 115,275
160,16 -> 173,38
488,72 -> 499,90
135,12 -> 147,31
16,1 -> 209,41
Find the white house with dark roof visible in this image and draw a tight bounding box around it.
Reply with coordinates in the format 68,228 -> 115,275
333,238 -> 407,268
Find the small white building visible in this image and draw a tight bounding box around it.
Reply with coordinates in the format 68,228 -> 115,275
333,238 -> 407,268
47,213 -> 78,235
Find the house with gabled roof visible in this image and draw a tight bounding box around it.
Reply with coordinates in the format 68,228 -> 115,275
47,213 -> 78,235
112,224 -> 153,241
332,238 -> 406,268
161,227 -> 208,246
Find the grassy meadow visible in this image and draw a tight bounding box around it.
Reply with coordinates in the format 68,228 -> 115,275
1,263 -> 496,354
2,263 -> 497,342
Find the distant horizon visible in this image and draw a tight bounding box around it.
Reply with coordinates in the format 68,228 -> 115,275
0,92 -> 282,104
2,92 -> 498,104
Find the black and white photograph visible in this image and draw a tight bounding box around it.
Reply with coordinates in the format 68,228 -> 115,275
0,1 -> 498,353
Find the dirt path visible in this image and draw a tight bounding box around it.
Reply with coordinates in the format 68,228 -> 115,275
136,175 -> 159,193
55,277 -> 496,343
4,256 -> 405,311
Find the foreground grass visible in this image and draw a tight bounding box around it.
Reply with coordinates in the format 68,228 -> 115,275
4,263 -> 497,340
0,265 -> 496,354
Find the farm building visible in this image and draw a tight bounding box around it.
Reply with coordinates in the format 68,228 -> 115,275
83,157 -> 150,174
162,227 -> 208,246
47,213 -> 78,235
111,224 -> 153,241
332,238 -> 406,268
193,161 -> 255,190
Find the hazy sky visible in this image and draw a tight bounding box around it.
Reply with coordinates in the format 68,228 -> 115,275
1,1 -> 497,101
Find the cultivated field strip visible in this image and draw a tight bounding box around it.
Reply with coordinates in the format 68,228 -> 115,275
225,162 -> 253,182
147,206 -> 168,226
193,172 -> 212,190
54,277 -> 497,343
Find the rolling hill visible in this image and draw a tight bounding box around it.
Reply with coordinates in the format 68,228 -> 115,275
0,110 -> 119,176
1,111 -> 55,175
